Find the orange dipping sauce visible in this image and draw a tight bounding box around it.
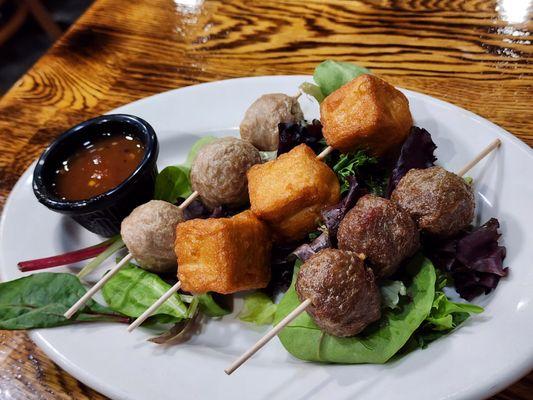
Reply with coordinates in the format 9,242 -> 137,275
53,133 -> 145,200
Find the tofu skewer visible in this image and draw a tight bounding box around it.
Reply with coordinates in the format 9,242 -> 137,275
224,139 -> 501,375
128,210 -> 272,331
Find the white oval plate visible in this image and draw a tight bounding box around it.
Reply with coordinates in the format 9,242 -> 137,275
1,76 -> 532,400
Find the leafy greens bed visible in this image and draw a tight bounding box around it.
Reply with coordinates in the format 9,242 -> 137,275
239,60 -> 502,363
1,59 -> 506,364
273,256 -> 482,363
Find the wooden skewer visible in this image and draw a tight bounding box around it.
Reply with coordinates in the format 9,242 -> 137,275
179,190 -> 199,209
64,253 -> 133,319
316,145 -> 333,160
63,191 -> 198,320
457,139 -> 501,177
127,281 -> 182,332
224,141 -> 502,374
225,298 -> 312,375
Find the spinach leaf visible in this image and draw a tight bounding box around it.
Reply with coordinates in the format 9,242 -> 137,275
0,273 -> 127,329
102,263 -> 187,321
274,255 -> 435,364
238,292 -> 277,325
154,136 -> 217,203
154,165 -> 192,203
313,60 -> 371,97
197,293 -> 231,317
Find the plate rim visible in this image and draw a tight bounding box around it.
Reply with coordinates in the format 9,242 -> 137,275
1,75 -> 532,400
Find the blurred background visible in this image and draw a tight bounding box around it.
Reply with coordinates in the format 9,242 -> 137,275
0,0 -> 93,94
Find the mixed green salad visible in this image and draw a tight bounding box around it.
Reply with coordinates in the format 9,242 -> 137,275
2,60 -> 507,363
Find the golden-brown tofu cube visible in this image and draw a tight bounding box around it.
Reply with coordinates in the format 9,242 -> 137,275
320,74 -> 412,157
247,144 -> 340,241
175,210 -> 271,294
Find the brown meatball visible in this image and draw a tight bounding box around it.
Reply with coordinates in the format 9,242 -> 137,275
190,137 -> 261,209
240,94 -> 304,151
121,200 -> 183,274
391,166 -> 475,237
296,249 -> 381,337
338,195 -> 419,279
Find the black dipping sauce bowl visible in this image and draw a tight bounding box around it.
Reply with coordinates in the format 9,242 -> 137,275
33,114 -> 159,237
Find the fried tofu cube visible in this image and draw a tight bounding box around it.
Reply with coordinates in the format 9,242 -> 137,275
175,210 -> 272,294
247,144 -> 340,242
320,74 -> 412,157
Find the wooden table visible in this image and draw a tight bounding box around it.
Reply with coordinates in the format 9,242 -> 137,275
0,0 -> 531,398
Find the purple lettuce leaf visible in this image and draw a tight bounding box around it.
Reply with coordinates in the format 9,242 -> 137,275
265,244 -> 300,295
456,218 -> 507,276
321,176 -> 367,243
424,218 -> 508,300
181,199 -> 209,220
386,127 -> 437,197
292,231 -> 331,262
277,120 -> 324,156
181,199 -> 234,220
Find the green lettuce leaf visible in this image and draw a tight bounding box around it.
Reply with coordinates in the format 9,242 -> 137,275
404,270 -> 483,349
316,60 -> 371,96
0,273 -> 127,329
102,262 -> 188,322
332,150 -> 378,193
198,293 -> 231,317
239,292 -> 277,325
300,60 -> 371,103
299,82 -> 325,103
426,293 -> 483,331
274,255 -> 435,364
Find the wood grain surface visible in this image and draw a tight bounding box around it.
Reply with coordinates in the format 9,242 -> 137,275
0,0 -> 531,398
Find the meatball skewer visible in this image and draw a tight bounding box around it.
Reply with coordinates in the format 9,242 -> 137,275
224,138 -> 502,375
242,75 -> 413,159
64,138 -> 261,320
